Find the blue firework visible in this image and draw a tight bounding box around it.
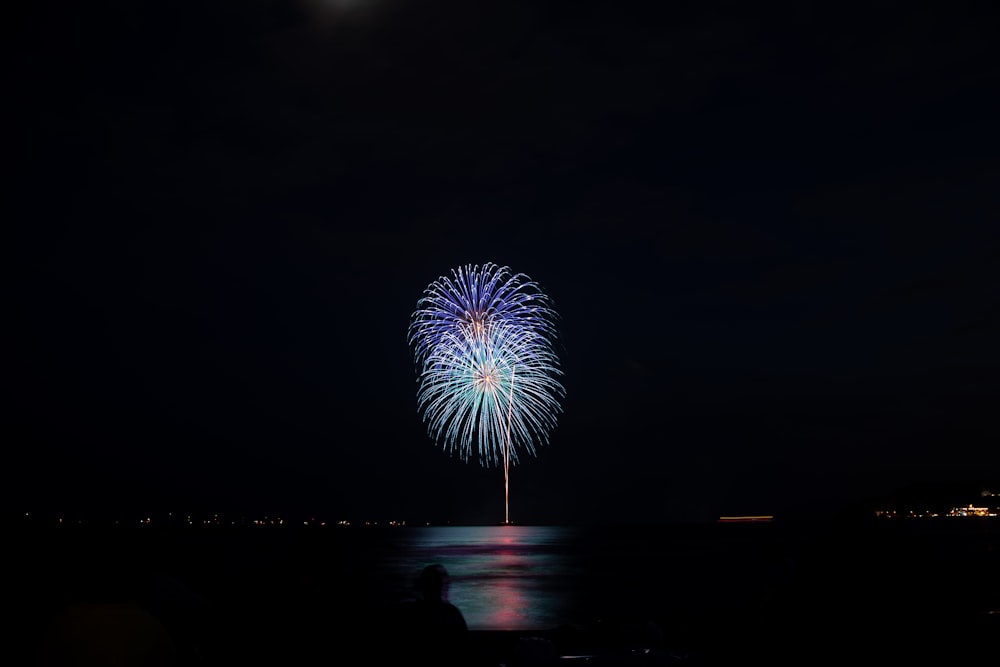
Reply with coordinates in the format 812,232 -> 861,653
409,263 -> 564,467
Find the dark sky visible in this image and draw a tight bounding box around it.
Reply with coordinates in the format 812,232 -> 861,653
6,0 -> 999,524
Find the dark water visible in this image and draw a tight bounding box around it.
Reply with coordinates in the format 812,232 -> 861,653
372,525 -> 582,630
11,519 -> 1000,664
365,523 -> 792,631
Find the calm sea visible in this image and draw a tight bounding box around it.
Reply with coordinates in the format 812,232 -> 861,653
357,523 -> 791,631
12,518 -> 1000,664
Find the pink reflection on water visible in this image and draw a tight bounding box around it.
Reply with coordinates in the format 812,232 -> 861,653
479,545 -> 530,629
390,525 -> 574,631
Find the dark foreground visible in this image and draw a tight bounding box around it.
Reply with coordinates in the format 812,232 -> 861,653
8,517 -> 1000,666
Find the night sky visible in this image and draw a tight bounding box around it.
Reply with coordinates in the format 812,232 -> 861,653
6,0 -> 999,525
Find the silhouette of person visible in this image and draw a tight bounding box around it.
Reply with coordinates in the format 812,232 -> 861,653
386,563 -> 477,665
412,564 -> 468,632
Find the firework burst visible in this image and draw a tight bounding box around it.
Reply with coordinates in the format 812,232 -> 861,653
409,263 -> 565,522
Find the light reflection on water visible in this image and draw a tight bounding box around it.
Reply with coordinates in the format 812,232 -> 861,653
377,525 -> 581,631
